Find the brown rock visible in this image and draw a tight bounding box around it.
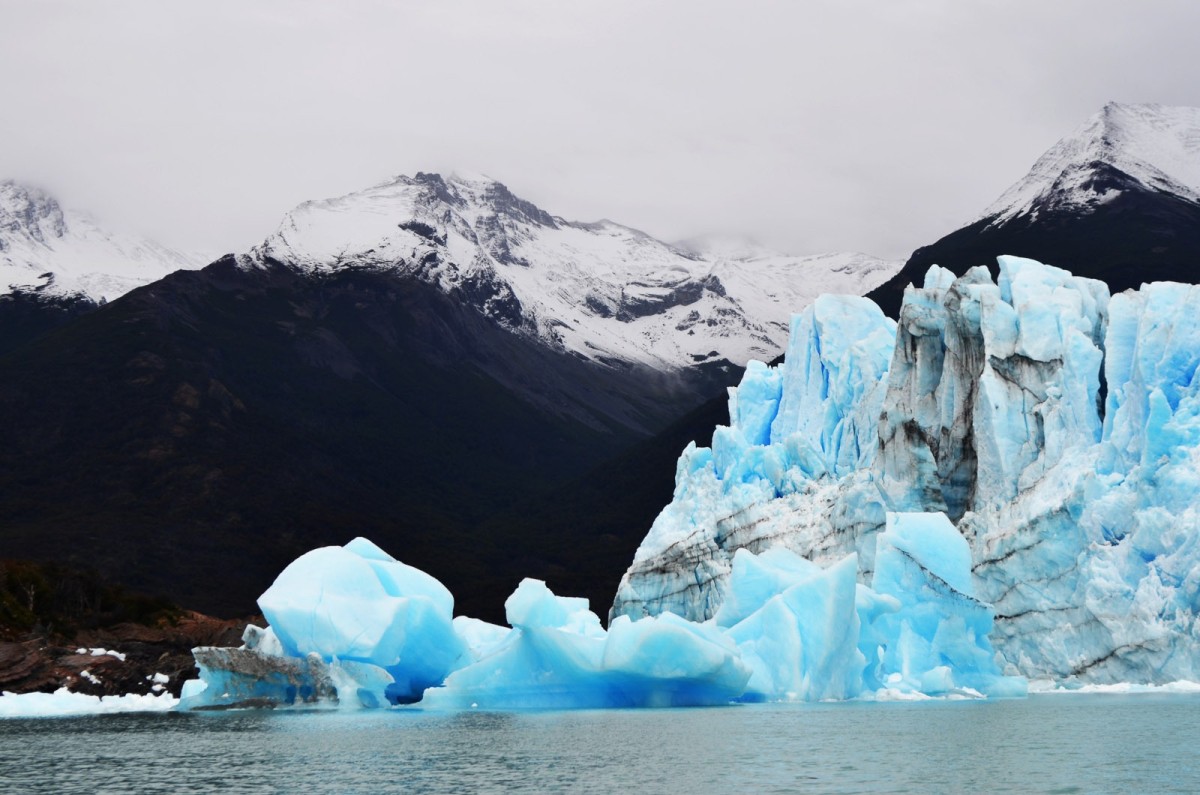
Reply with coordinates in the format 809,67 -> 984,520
0,612 -> 255,698
0,640 -> 54,691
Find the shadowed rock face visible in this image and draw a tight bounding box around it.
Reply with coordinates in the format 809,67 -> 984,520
0,290 -> 98,356
869,166 -> 1200,319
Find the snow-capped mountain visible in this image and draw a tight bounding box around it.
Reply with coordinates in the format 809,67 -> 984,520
240,172 -> 899,373
978,102 -> 1200,224
0,180 -> 203,304
0,171 -> 900,619
869,102 -> 1200,316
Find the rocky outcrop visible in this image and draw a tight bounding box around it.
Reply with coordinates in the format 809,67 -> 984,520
0,613 -> 248,697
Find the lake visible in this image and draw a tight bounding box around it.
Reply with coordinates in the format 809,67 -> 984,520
2,694 -> 1199,793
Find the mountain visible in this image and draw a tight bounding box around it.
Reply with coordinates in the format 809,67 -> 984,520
0,181 -> 202,353
869,103 -> 1200,316
241,172 -> 896,398
0,172 -> 898,620
614,256 -> 1200,684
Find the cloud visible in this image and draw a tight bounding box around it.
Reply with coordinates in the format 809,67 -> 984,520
2,0 -> 1199,259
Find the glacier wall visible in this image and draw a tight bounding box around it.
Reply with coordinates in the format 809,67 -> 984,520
612,256 -> 1200,684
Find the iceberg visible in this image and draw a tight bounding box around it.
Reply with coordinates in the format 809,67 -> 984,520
176,523 -> 1022,710
422,579 -> 752,710
181,537 -> 464,709
256,536 -> 464,703
612,256 -> 1200,686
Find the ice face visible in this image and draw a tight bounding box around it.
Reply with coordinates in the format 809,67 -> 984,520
611,293 -> 898,623
612,256 -> 1200,686
178,647 -> 395,711
871,513 -> 1021,698
725,553 -> 864,702
769,294 -> 897,477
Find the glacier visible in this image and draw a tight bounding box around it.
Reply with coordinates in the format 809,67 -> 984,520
613,255 -> 1200,685
177,527 -> 1022,711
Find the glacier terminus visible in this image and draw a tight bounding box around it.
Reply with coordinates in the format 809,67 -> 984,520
615,255 -> 1200,686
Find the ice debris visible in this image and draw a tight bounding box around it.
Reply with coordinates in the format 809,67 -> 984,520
0,688 -> 177,718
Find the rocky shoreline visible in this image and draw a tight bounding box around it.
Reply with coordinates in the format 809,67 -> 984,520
0,612 -> 250,698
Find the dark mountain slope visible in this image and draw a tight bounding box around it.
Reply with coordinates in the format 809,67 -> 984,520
479,390 -> 731,622
869,167 -> 1200,317
0,291 -> 98,356
0,256 -> 732,619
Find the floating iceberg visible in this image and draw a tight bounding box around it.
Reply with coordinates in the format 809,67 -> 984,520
177,525 -> 1022,710
422,578 -> 752,710
181,537 -> 463,710
613,256 -> 1200,686
257,536 -> 463,703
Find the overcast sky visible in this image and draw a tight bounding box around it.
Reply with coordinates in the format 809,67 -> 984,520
3,0 -> 1200,260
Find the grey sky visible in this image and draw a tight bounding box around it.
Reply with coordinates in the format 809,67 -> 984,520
2,0 -> 1200,260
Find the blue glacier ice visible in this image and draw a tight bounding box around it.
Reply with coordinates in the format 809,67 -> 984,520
258,537 -> 464,703
722,552 -> 865,701
871,513 -> 1024,698
422,578 -> 752,710
181,522 -> 1023,709
613,256 -> 1200,686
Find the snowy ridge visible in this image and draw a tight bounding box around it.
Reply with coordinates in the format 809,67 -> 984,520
241,172 -> 900,372
978,103 -> 1200,226
0,181 -> 204,303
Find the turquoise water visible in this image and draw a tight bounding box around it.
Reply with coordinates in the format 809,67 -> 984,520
3,695 -> 1199,793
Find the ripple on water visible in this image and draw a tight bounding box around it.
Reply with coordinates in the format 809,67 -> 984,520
1,696 -> 1199,794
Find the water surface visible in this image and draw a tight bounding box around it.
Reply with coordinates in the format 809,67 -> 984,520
3,695 -> 1198,793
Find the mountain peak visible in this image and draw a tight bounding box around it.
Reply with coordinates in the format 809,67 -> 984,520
0,182 -> 201,304
0,179 -> 68,245
247,170 -> 900,372
445,170 -> 500,187
978,102 -> 1200,225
